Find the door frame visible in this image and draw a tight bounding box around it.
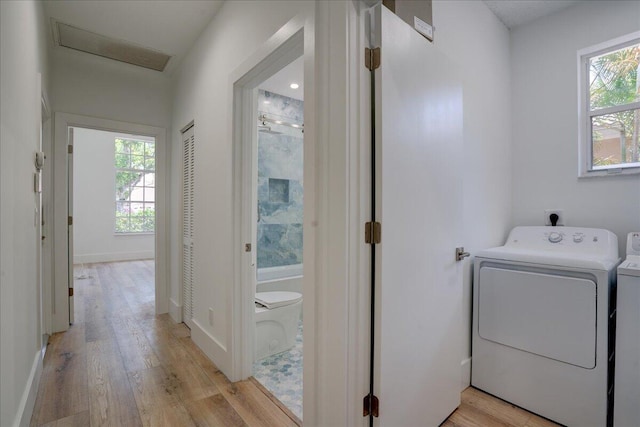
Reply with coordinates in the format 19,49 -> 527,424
41,96 -> 52,339
231,19 -> 305,381
52,112 -> 167,332
38,76 -> 52,352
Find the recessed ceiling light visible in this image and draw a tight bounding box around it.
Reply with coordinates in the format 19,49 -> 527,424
290,83 -> 299,89
263,100 -> 271,104
275,121 -> 283,124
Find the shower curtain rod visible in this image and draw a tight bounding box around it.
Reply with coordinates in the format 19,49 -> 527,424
258,113 -> 304,131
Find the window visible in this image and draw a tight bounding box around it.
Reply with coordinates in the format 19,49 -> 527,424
579,32 -> 640,176
115,137 -> 155,233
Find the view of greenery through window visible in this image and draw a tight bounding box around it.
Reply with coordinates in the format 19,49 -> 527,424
589,42 -> 639,168
115,138 -> 155,233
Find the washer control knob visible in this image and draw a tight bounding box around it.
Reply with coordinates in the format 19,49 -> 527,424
573,234 -> 584,243
548,232 -> 563,243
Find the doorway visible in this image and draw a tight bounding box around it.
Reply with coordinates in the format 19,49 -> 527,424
70,127 -> 157,322
233,29 -> 305,422
252,57 -> 304,420
52,113 -> 167,332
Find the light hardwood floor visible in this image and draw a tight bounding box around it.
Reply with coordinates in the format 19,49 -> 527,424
31,260 -> 559,427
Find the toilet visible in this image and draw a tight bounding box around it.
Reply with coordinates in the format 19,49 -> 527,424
255,291 -> 302,360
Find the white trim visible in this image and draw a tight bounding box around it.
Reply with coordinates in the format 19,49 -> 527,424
73,250 -> 154,264
53,112 -> 168,332
190,318 -> 228,362
577,31 -> 640,178
13,351 -> 43,427
588,101 -> 640,118
313,2 -> 370,425
169,297 -> 182,323
461,357 -> 472,391
351,3 -> 372,425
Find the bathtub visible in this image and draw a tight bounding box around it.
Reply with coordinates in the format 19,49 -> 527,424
256,264 -> 303,294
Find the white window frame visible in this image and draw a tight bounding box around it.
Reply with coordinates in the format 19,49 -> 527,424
578,31 -> 640,177
114,137 -> 156,234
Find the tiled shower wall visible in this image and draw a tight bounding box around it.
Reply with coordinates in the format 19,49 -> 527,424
257,90 -> 304,269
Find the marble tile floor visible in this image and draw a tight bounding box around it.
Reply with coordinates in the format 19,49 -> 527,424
253,320 -> 303,420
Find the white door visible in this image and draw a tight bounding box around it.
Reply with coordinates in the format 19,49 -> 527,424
67,127 -> 74,324
373,6 -> 464,426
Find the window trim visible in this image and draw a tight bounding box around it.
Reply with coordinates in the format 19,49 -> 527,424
577,31 -> 640,178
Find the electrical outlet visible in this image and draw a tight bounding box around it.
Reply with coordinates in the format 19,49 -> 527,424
544,209 -> 564,226
208,308 -> 214,326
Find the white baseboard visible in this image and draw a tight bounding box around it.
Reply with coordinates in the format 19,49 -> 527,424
190,319 -> 229,378
169,297 -> 182,323
14,351 -> 43,427
461,357 -> 472,391
74,250 -> 154,264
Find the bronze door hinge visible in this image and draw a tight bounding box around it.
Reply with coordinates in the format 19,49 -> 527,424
365,47 -> 381,71
365,221 -> 381,244
363,393 -> 379,417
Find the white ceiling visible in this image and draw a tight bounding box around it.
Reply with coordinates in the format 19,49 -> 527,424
259,56 -> 304,101
43,0 -> 224,73
42,0 -> 582,75
483,0 -> 581,29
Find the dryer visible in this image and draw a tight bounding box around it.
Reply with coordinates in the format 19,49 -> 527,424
472,226 -> 620,427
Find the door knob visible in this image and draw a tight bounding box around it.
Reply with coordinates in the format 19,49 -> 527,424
455,247 -> 470,261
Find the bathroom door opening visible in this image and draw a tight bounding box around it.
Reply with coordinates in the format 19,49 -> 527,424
233,29 -> 305,423
252,58 -> 304,421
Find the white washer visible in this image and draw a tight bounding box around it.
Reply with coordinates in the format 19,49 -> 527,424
472,226 -> 620,427
614,232 -> 640,427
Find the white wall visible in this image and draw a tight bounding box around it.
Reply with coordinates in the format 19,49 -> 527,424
73,128 -> 154,264
0,1 -> 50,425
170,0 -> 313,376
511,1 -> 640,255
51,50 -> 171,128
432,0 -> 513,387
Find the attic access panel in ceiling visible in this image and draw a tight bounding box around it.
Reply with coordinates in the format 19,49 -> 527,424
56,22 -> 171,72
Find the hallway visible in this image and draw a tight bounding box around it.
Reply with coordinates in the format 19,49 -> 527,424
29,260 -> 559,427
30,261 -> 299,427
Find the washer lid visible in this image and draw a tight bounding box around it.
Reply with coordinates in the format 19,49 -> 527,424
255,291 -> 302,309
619,255 -> 640,277
477,226 -> 620,271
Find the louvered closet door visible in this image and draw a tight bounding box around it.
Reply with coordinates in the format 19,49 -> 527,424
182,125 -> 195,328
